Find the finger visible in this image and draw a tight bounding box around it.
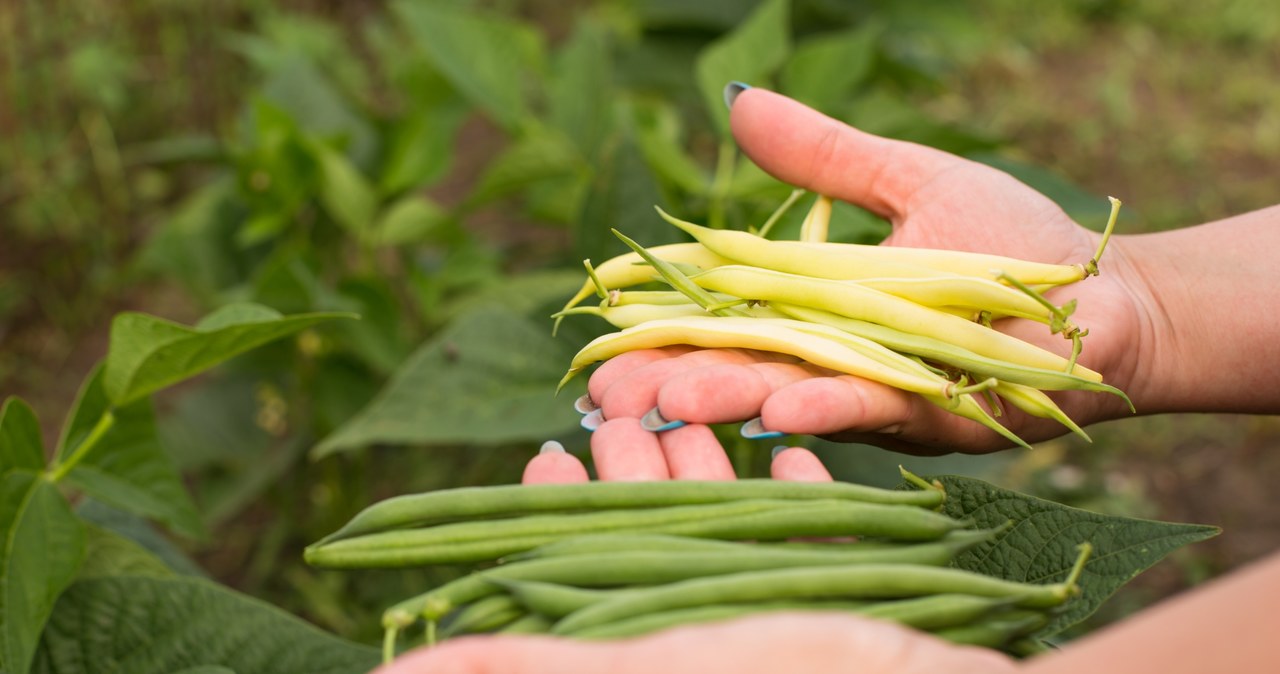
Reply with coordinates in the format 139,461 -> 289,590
657,424 -> 738,480
375,613 -> 1017,674
760,375 -> 920,436
770,447 -> 834,482
656,361 -> 826,424
730,88 -> 961,219
599,349 -> 781,420
521,443 -> 590,484
590,417 -> 671,481
587,346 -> 698,403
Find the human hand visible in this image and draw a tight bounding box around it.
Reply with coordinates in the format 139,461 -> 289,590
583,87 -> 1155,456
373,611 -> 1017,674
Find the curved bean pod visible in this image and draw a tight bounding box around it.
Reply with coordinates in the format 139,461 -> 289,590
316,479 -> 946,545
382,530 -> 998,625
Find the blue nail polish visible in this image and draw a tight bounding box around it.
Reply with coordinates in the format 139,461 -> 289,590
724,81 -> 752,109
573,393 -> 599,415
771,445 -> 790,459
640,407 -> 686,432
580,409 -> 605,432
740,417 -> 784,440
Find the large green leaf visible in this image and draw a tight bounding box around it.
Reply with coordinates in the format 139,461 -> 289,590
1,471 -> 85,674
549,18 -> 613,159
103,303 -> 354,406
309,141 -> 378,237
926,473 -> 1221,637
575,133 -> 676,264
0,398 -> 44,472
465,127 -> 586,209
395,1 -> 544,131
32,574 -> 378,674
781,24 -> 879,113
54,366 -> 204,540
313,307 -> 584,458
695,0 -> 791,137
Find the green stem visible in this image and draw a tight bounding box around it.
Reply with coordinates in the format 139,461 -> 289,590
756,188 -> 807,238
382,627 -> 398,664
708,141 -> 736,230
47,409 -> 115,483
583,259 -> 609,299
1084,197 -> 1122,276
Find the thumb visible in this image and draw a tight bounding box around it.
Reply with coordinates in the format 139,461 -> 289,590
728,87 -> 963,219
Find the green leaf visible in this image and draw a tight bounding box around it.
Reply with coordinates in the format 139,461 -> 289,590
781,24 -> 879,113
466,127 -> 586,209
633,100 -> 710,196
77,500 -> 206,577
103,303 -> 354,406
309,141 -> 378,237
371,194 -> 450,247
0,398 -> 44,472
257,53 -> 377,166
1,471 -> 86,674
378,105 -> 467,195
549,18 -> 614,159
54,365 -> 205,540
575,133 -> 676,264
313,307 -> 584,458
32,575 -> 378,674
695,0 -> 791,137
926,473 -> 1221,637
395,1 -> 544,131
74,523 -> 177,580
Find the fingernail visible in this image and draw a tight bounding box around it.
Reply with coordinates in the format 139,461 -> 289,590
724,81 -> 752,110
539,440 -> 566,454
640,407 -> 686,432
580,409 -> 605,432
740,417 -> 784,440
771,445 -> 790,459
573,393 -> 599,415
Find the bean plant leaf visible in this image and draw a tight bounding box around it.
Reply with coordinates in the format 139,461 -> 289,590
371,194 -> 450,247
465,127 -> 586,209
31,574 -> 378,674
55,365 -> 205,540
781,24 -> 879,113
395,1 -> 544,131
923,473 -> 1221,637
103,303 -> 354,406
694,0 -> 791,137
0,398 -> 44,472
1,471 -> 86,674
313,307 -> 585,458
549,18 -> 613,159
310,140 -> 378,237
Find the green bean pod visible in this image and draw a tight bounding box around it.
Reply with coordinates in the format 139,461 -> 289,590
437,594 -> 525,639
309,499 -> 970,568
513,533 -> 915,561
564,601 -> 873,639
495,613 -> 554,634
496,580 -> 637,619
383,530 -> 1000,626
551,564 -> 1079,635
688,265 -> 1100,380
931,609 -> 1053,649
315,479 -> 945,545
769,303 -> 1127,400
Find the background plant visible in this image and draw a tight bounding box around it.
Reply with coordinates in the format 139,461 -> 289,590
1,0 -> 1277,671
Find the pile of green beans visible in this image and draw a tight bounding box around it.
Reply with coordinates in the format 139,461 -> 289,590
304,472 -> 1092,663
553,193 -> 1131,448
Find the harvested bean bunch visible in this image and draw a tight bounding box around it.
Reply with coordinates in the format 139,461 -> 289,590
303,471 -> 1092,663
554,194 -> 1131,448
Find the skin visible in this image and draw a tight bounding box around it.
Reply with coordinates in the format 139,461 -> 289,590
381,88 -> 1280,672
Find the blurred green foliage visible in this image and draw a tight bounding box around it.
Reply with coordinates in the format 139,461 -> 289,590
1,0 -> 1276,663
